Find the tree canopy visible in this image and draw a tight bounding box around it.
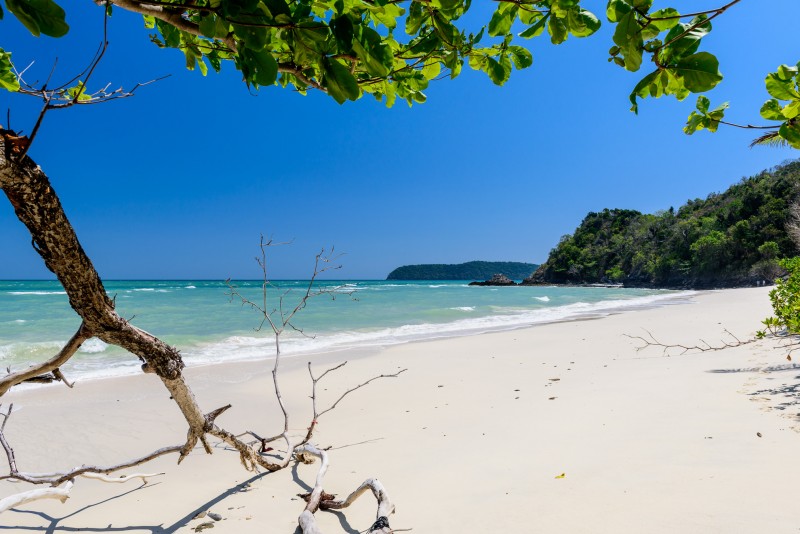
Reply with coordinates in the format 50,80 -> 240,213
0,0 -> 798,147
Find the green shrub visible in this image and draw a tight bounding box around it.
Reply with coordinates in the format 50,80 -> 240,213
761,257 -> 800,336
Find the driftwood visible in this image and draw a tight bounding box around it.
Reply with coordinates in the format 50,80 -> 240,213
296,444 -> 395,534
624,328 -> 756,356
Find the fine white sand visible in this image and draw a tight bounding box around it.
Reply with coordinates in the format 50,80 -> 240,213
2,286 -> 799,533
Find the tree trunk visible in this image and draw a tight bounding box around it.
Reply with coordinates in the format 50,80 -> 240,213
0,130 -> 207,445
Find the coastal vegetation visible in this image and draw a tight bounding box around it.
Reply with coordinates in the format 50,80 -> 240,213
528,160 -> 800,288
386,261 -> 538,280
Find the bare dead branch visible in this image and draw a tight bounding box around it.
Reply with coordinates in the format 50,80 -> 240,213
0,405 -> 16,474
302,363 -> 406,444
624,328 -> 756,356
0,323 -> 90,396
316,369 -> 408,420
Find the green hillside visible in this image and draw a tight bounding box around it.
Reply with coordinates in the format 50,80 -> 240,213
526,160 -> 800,288
387,261 -> 538,281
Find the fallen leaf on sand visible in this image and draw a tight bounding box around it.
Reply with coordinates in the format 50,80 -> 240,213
555,473 -> 565,479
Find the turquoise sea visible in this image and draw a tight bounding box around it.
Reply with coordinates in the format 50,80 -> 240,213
0,280 -> 692,382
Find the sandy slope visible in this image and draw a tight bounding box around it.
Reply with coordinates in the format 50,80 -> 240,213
2,286 -> 798,533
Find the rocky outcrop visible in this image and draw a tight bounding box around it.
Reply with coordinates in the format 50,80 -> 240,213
469,274 -> 517,286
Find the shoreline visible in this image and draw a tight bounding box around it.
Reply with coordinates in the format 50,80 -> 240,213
7,287 -> 698,387
2,286 -> 799,533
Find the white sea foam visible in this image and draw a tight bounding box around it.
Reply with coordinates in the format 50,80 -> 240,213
78,338 -> 108,354
534,296 -> 550,302
177,290 -> 696,369
450,307 -> 476,312
185,285 -> 197,289
7,291 -> 67,296
132,288 -> 156,292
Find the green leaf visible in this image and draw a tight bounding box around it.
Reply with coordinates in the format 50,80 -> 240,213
628,69 -> 660,113
674,52 -> 722,93
519,12 -> 549,39
565,8 -> 600,38
405,2 -> 426,35
322,57 -> 359,104
65,81 -> 91,102
783,100 -> 800,120
508,45 -> 532,69
684,110 -> 705,135
606,0 -> 631,23
421,60 -> 441,80
659,16 -> 709,63
241,49 -> 278,87
648,8 -> 679,31
547,14 -> 568,44
199,14 -> 217,39
331,15 -> 354,53
233,24 -> 268,51
484,55 -> 511,85
368,3 -> 405,30
155,20 -> 181,48
696,95 -> 710,113
0,48 -> 20,92
779,121 -> 800,149
766,67 -> 800,101
760,99 -> 785,121
612,11 -> 642,71
352,27 -> 392,77
6,0 -> 69,38
488,4 -> 517,37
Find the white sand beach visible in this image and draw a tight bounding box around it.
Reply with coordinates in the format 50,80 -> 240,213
2,286 -> 799,533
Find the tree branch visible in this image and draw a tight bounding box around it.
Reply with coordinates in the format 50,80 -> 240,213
0,323 -> 91,396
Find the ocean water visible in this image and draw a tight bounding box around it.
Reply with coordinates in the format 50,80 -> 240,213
0,280 -> 693,382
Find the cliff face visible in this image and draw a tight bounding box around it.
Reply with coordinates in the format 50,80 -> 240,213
387,261 -> 539,281
525,160 -> 800,289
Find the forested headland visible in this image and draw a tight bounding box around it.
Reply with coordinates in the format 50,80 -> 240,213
526,160 -> 800,289
387,261 -> 538,281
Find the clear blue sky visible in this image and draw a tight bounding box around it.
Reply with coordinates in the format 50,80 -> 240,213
1,1 -> 797,279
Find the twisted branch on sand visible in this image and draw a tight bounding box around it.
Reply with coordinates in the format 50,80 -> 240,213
624,328 -> 756,356
297,443 -> 395,534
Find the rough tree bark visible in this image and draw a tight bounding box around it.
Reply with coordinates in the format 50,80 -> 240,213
0,129 -> 217,459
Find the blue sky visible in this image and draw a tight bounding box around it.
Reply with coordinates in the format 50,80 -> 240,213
1,1 -> 798,279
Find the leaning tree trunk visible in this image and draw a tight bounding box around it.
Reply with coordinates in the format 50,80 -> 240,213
0,129 -> 207,454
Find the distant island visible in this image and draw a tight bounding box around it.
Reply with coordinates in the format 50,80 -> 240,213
387,261 -> 539,281
525,160 -> 799,289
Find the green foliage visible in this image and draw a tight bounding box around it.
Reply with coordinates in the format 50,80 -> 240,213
386,261 -> 539,281
0,0 -> 786,127
533,160 -> 800,287
762,257 -> 800,336
5,0 -> 68,37
0,48 -> 19,92
685,95 -> 728,134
